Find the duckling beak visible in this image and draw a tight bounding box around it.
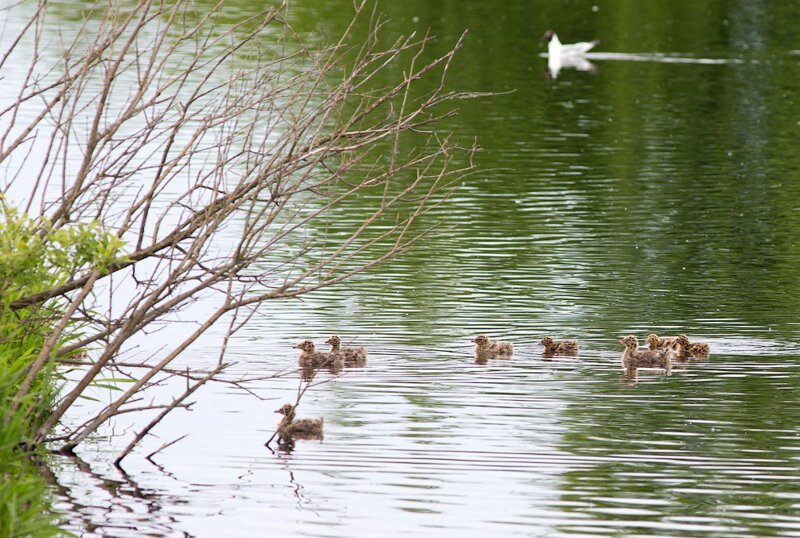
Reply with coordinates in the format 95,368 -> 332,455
292,344 -> 301,349
274,408 -> 283,414
617,338 -> 625,345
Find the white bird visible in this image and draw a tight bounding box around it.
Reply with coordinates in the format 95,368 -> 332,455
541,31 -> 599,57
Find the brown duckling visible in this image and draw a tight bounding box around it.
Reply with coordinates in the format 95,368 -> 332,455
472,334 -> 513,359
275,403 -> 323,441
326,335 -> 367,366
646,333 -> 681,351
689,342 -> 710,357
294,340 -> 343,369
675,334 -> 710,359
540,336 -> 579,356
619,335 -> 672,374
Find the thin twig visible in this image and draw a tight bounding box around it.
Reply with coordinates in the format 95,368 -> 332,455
144,434 -> 189,463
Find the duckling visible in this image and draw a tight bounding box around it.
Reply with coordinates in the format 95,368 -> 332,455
326,335 -> 367,366
472,334 -> 513,359
294,340 -> 343,369
540,336 -> 579,356
689,341 -> 710,358
619,335 -> 672,374
274,403 -> 323,441
674,334 -> 691,360
646,333 -> 681,351
675,334 -> 710,359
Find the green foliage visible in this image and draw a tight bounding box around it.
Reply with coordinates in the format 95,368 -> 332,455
0,204 -> 126,303
0,339 -> 62,538
0,200 -> 126,537
0,457 -> 63,538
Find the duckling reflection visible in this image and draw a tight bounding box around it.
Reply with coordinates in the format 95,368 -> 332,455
326,335 -> 367,366
299,364 -> 326,382
619,335 -> 672,376
274,403 -> 323,444
472,334 -> 513,361
540,336 -> 579,356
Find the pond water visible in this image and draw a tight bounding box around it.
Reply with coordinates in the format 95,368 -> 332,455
12,0 -> 800,536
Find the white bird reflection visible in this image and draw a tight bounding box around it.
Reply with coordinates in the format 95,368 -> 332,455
547,53 -> 597,79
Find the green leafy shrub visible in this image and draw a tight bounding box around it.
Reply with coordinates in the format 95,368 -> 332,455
0,199 -> 126,536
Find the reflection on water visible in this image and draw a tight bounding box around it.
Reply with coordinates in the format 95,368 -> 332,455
547,53 -> 597,80
50,342 -> 800,536
44,451 -> 188,536
9,0 -> 800,535
558,352 -> 800,536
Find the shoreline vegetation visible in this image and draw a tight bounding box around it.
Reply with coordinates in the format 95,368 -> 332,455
1,203 -> 122,536
0,0 -> 472,533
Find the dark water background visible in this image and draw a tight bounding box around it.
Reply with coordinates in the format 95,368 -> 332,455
11,0 -> 800,535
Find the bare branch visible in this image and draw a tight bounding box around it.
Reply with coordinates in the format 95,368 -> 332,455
1,0 -> 480,456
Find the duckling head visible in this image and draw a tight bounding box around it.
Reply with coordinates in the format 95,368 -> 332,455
540,336 -> 555,347
472,335 -> 490,347
618,335 -> 638,348
325,335 -> 341,347
646,334 -> 660,347
275,403 -> 294,416
293,340 -> 315,352
676,334 -> 690,347
540,30 -> 556,44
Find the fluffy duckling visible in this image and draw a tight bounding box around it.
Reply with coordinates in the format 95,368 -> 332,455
275,403 -> 323,441
619,335 -> 672,373
689,342 -> 711,357
472,334 -> 514,359
646,333 -> 681,351
675,334 -> 711,359
326,335 -> 367,366
540,336 -> 579,356
294,340 -> 342,369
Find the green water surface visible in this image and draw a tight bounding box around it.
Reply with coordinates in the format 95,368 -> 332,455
21,0 -> 800,536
